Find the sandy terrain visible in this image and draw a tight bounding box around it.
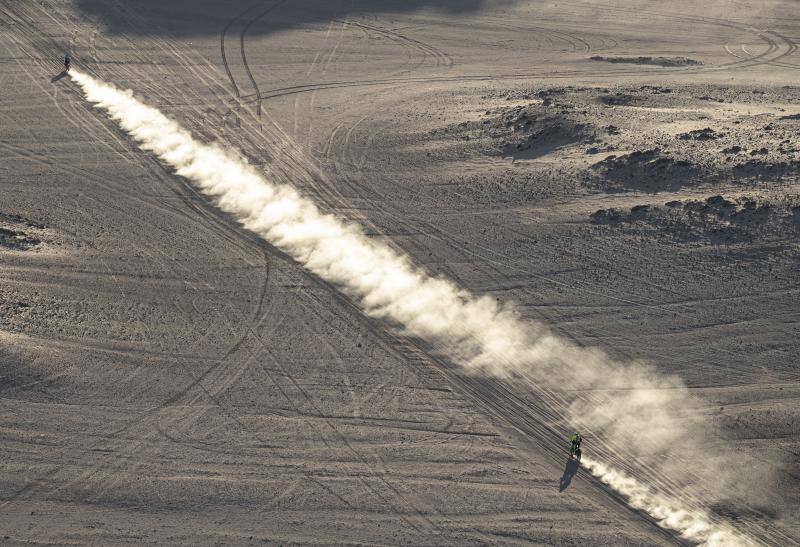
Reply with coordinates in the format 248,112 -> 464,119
1,0 -> 798,544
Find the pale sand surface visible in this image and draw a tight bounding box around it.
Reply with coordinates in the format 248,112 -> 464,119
1,1 -> 798,544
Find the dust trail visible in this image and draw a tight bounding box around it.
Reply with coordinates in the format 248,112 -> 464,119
69,70 -> 758,545
582,457 -> 755,546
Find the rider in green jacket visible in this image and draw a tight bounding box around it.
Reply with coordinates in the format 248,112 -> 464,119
570,432 -> 582,459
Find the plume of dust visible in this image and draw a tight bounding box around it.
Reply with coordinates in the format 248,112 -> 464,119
68,70 -> 758,545
582,457 -> 756,546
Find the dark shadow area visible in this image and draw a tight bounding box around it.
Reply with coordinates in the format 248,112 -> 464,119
50,70 -> 68,83
559,458 -> 579,492
74,0 -> 517,38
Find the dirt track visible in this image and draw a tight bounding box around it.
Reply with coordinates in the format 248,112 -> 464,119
1,0 -> 798,544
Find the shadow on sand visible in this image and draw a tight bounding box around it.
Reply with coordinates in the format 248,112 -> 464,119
559,458 -> 580,492
74,0 -> 520,38
51,70 -> 68,83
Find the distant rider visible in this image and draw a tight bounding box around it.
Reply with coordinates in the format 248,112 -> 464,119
64,53 -> 71,72
570,432 -> 582,458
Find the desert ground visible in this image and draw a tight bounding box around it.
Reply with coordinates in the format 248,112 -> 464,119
1,0 -> 799,544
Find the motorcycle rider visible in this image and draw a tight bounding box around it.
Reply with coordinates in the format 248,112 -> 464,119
570,432 -> 582,458
64,53 -> 71,72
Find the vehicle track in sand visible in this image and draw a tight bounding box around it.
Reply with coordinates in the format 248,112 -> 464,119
297,19 -> 798,545
209,3 -> 787,544
0,108 -> 283,524
214,9 -> 720,547
7,1 -> 484,538
725,29 -> 800,70
332,18 -> 454,70
302,10 -> 800,396
109,2 -> 764,528
31,3 -> 656,540
212,5 -> 495,538
4,1 -> 792,544
0,0 -> 299,519
238,0 -> 291,119
235,6 -> 795,106
315,118 -> 797,544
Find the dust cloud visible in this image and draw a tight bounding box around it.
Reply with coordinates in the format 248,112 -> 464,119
69,69 -> 758,545
583,457 -> 756,546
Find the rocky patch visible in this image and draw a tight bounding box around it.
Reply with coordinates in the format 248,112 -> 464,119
598,92 -> 641,106
678,127 -> 722,141
0,227 -> 40,250
473,102 -> 597,159
732,158 -> 800,178
462,84 -> 800,195
590,55 -> 703,67
0,214 -> 44,251
591,149 -> 702,191
590,195 -> 798,244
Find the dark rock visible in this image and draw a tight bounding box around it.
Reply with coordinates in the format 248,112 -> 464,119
630,204 -> 653,218
590,208 -> 624,224
678,127 -> 720,141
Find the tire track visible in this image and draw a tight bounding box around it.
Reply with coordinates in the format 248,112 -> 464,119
238,10 -> 794,106
239,0 -> 291,119
336,18 -> 453,69
7,2 -> 788,544
0,3 -> 297,518
65,12 -> 510,536
219,1 -> 261,98
39,2 -> 449,536
305,65 -> 795,546
111,6 -> 788,536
